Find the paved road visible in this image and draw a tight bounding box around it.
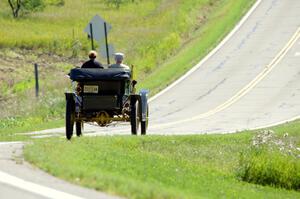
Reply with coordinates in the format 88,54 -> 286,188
2,0 -> 300,198
149,0 -> 300,134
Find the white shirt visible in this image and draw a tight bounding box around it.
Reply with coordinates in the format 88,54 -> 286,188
108,63 -> 130,70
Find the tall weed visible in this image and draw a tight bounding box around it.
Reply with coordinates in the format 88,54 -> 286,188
237,130 -> 300,190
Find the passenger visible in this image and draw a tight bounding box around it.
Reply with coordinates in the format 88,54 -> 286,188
108,52 -> 130,70
81,50 -> 104,69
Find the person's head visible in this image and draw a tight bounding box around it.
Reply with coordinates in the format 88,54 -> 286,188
88,50 -> 97,59
114,52 -> 124,64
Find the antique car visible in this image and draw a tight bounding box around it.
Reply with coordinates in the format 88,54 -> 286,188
65,67 -> 149,140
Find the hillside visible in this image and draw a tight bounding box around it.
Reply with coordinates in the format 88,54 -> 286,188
0,0 -> 255,135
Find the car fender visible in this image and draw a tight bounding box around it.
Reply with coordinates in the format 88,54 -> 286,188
139,89 -> 149,122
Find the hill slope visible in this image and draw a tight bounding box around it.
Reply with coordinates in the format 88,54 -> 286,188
0,0 -> 255,136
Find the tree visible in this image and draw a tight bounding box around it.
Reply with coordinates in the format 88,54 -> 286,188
7,0 -> 45,18
8,0 -> 21,18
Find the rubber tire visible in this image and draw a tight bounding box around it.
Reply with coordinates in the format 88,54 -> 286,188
141,105 -> 149,135
66,98 -> 75,140
130,101 -> 139,135
76,122 -> 82,137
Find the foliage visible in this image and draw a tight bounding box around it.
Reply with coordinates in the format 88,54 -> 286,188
237,130 -> 300,190
45,0 -> 64,6
12,78 -> 35,93
7,0 -> 45,18
22,0 -> 45,13
104,0 -> 138,9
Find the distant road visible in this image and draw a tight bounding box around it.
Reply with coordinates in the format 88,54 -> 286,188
149,0 -> 300,134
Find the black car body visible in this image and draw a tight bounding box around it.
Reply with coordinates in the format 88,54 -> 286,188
65,68 -> 149,140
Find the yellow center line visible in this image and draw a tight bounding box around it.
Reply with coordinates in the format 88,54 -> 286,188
151,27 -> 300,129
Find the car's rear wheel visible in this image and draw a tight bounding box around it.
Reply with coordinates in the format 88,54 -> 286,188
130,101 -> 140,135
76,122 -> 82,137
141,105 -> 149,135
66,97 -> 75,140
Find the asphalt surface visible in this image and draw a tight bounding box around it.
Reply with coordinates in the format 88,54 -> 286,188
149,0 -> 300,134
2,0 -> 300,198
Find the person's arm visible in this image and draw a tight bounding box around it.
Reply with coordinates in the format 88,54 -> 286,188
96,61 -> 104,69
81,62 -> 87,68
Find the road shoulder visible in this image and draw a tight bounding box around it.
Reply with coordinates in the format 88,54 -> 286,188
0,142 -> 120,199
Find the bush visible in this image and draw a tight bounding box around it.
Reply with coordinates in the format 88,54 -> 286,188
104,0 -> 139,9
22,0 -> 45,14
237,130 -> 300,190
45,0 -> 65,6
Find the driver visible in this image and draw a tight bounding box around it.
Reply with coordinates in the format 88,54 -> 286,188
81,50 -> 104,68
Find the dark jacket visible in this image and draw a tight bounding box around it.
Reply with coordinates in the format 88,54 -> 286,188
81,59 -> 103,69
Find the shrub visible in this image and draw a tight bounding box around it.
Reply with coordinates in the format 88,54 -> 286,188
22,0 -> 45,13
45,0 -> 65,6
237,130 -> 300,190
104,0 -> 139,9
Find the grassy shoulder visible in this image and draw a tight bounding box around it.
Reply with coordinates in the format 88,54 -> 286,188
24,120 -> 300,199
0,118 -> 63,141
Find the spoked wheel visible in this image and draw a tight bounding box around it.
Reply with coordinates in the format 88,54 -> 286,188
130,101 -> 140,135
66,97 -> 75,140
76,122 -> 82,137
141,105 -> 149,135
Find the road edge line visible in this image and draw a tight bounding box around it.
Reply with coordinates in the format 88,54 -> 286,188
0,170 -> 85,199
250,115 -> 300,131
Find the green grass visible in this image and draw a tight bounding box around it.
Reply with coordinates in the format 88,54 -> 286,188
24,120 -> 300,198
0,118 -> 63,141
0,89 -> 66,141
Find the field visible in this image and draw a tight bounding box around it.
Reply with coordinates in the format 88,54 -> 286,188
0,0 -> 255,138
24,120 -> 300,199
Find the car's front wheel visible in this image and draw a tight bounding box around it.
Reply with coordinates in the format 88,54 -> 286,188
141,105 -> 149,135
76,122 -> 82,137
